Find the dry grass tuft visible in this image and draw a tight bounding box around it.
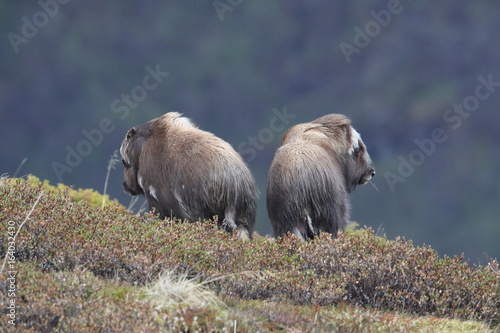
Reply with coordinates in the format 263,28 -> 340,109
144,270 -> 226,310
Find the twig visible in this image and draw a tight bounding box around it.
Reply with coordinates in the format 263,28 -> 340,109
13,158 -> 27,178
369,180 -> 379,192
102,150 -> 119,209
127,196 -> 141,212
488,260 -> 500,275
1,191 -> 44,274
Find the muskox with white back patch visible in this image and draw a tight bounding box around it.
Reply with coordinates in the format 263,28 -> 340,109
120,112 -> 258,239
266,114 -> 375,240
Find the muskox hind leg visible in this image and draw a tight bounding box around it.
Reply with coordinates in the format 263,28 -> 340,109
234,223 -> 252,240
221,208 -> 253,240
289,214 -> 319,241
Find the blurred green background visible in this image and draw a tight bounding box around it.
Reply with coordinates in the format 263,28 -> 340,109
1,1 -> 499,263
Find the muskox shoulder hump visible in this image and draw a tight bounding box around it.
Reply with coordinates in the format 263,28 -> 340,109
158,112 -> 196,130
311,113 -> 351,127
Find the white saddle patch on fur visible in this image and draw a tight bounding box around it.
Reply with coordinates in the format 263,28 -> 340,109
167,112 -> 195,129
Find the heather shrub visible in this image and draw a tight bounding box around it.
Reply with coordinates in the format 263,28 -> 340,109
1,177 -> 499,330
0,262 -> 239,332
3,263 -> 493,332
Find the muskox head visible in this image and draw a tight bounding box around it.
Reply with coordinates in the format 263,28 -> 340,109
120,127 -> 145,196
310,114 -> 375,192
282,114 -> 375,192
347,127 -> 376,188
119,112 -> 194,200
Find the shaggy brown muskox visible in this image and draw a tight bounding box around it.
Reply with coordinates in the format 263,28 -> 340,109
266,114 -> 375,240
120,112 -> 258,239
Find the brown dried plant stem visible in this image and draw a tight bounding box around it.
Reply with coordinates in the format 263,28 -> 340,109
0,191 -> 44,274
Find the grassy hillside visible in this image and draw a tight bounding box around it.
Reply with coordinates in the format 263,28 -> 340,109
1,177 -> 499,332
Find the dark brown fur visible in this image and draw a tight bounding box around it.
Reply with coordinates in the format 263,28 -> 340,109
266,114 -> 375,240
121,112 -> 258,239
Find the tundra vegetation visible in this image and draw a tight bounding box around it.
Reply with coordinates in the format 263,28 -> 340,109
0,176 -> 499,332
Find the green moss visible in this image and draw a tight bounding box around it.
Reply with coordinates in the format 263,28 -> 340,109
23,174 -> 126,211
97,285 -> 137,302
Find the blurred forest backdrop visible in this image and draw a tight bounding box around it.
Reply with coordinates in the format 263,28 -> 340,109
1,1 -> 499,263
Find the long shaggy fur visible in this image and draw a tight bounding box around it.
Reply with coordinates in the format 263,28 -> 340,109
266,114 -> 375,240
121,112 -> 258,239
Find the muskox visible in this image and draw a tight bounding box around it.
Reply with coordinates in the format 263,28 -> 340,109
120,112 -> 258,239
266,114 -> 375,240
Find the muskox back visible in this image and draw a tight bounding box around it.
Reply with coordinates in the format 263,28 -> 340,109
266,114 -> 375,240
121,112 -> 258,239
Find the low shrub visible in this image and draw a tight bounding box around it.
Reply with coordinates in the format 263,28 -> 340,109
3,263 -> 493,332
1,177 -> 499,329
0,262 -> 239,332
